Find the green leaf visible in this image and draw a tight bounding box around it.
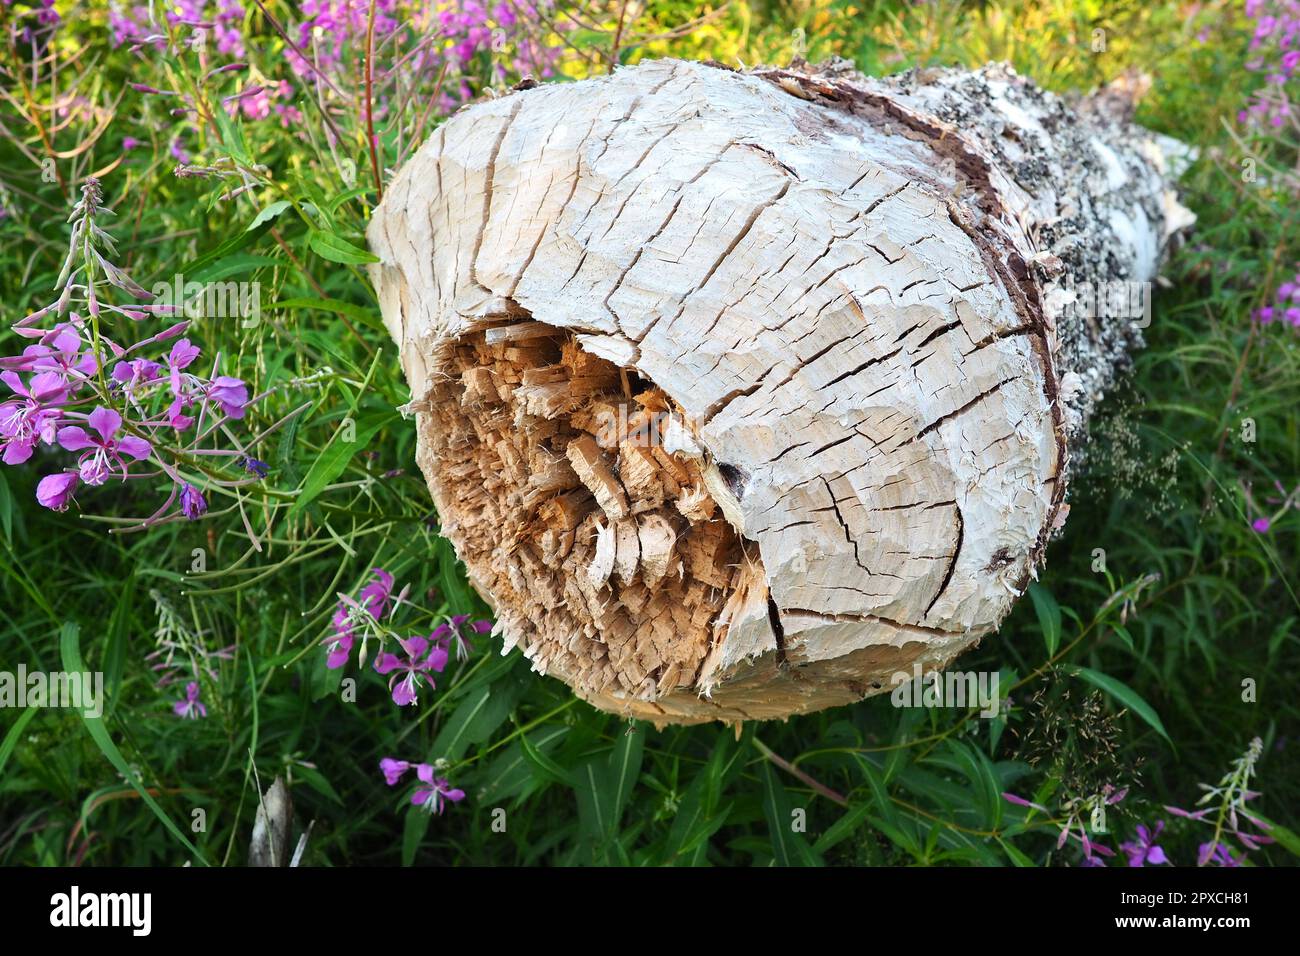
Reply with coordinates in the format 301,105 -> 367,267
292,764 -> 344,806
998,837 -> 1037,867
574,728 -> 645,855
431,682 -> 520,762
213,107 -> 253,166
0,708 -> 37,776
944,739 -> 1003,830
247,200 -> 292,231
308,230 -> 379,265
1109,623 -> 1135,653
853,754 -> 897,825
1028,583 -> 1062,657
58,622 -> 208,864
178,211 -> 276,276
759,762 -> 820,866
327,186 -> 372,215
1069,665 -> 1171,744
608,726 -> 644,823
401,807 -> 430,866
478,727 -> 567,803
663,736 -> 735,864
813,801 -> 873,854
520,731 -> 575,787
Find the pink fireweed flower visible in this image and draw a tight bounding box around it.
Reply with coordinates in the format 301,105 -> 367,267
1121,821 -> 1170,866
323,568 -> 396,669
1199,841 -> 1241,867
1166,804 -> 1213,821
165,338 -> 202,430
6,178 -> 260,526
165,397 -> 193,431
1254,270 -> 1300,329
432,614 -> 492,660
373,635 -> 448,706
412,764 -> 465,814
129,83 -> 179,96
356,567 -> 396,617
206,375 -> 249,418
13,325 -> 97,381
324,610 -> 356,670
35,472 -> 79,511
179,483 -> 208,520
1001,791 -> 1049,813
111,358 -> 162,403
378,758 -> 465,811
168,338 -> 201,378
56,407 -> 152,485
0,370 -> 67,464
173,681 -> 207,719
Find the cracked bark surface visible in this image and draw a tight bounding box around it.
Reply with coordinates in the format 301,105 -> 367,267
368,58 -> 1193,725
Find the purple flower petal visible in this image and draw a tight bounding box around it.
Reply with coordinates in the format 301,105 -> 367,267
117,435 -> 152,460
87,406 -> 122,442
380,758 -> 411,786
391,674 -> 418,706
56,425 -> 94,451
36,472 -> 78,510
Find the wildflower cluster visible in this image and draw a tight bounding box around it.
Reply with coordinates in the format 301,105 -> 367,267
1242,475 -> 1298,532
379,757 -> 465,813
1003,785 -> 1129,865
1252,265 -> 1300,326
323,566 -> 490,707
1167,736 -> 1275,866
1004,737 -> 1277,867
1240,0 -> 1300,130
286,0 -> 563,88
1,179 -> 258,522
112,1 -> 302,131
111,0 -> 248,58
319,567 -> 486,820
110,0 -> 565,143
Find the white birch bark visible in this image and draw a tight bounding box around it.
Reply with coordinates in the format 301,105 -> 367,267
368,58 -> 1193,724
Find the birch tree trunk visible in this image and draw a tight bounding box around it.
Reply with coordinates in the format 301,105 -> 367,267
368,58 -> 1193,725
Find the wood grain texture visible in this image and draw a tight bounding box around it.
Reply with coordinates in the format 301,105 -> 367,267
368,58 -> 1192,724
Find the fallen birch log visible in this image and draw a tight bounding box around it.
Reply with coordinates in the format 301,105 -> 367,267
368,58 -> 1193,724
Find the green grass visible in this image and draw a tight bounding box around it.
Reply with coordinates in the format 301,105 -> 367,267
0,0 -> 1296,866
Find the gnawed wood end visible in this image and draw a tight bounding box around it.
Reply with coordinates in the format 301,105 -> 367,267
369,58 -> 1189,724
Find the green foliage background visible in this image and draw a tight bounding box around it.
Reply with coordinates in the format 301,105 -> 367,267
0,0 -> 1297,866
